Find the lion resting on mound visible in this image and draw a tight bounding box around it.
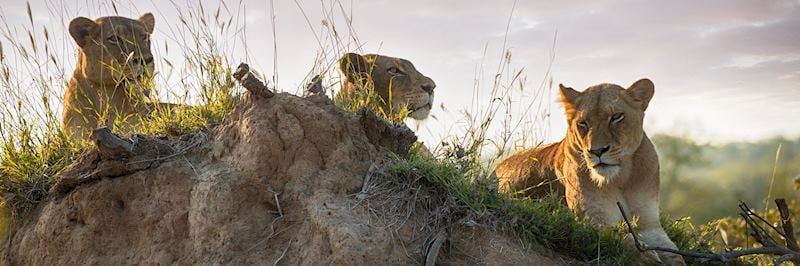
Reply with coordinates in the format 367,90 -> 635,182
337,52 -> 436,120
495,79 -> 685,265
62,13 -> 157,140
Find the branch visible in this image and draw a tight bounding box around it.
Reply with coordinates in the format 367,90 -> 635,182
425,229 -> 447,266
775,199 -> 799,252
91,127 -> 133,160
616,200 -> 800,264
739,201 -> 783,244
233,63 -> 274,99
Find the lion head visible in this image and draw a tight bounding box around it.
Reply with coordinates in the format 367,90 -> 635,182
68,13 -> 155,86
559,78 -> 654,185
339,53 -> 436,120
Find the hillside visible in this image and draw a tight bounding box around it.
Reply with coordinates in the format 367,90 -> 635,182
1,91 -> 572,265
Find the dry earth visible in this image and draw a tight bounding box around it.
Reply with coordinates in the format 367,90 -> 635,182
3,92 -> 571,265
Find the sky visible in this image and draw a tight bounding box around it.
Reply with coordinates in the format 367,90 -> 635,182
1,0 -> 799,147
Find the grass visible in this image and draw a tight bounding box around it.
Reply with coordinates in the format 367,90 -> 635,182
388,146 -> 633,264
332,74 -> 411,124
0,2 -> 244,219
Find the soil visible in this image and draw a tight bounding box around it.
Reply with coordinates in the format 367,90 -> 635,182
3,92 -> 571,265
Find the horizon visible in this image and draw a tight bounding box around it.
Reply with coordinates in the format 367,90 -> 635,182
1,0 -> 798,146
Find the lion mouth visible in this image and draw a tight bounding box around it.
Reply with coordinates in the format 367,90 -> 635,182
410,103 -> 432,112
592,162 -> 619,168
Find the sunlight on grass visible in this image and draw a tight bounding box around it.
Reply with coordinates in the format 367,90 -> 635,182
389,147 -> 632,263
1,1 -> 784,264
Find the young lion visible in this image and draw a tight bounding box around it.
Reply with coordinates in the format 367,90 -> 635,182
62,13 -> 156,140
337,52 -> 436,120
495,79 -> 685,265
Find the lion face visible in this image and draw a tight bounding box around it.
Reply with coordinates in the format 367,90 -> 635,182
339,53 -> 436,120
69,13 -> 155,86
559,79 -> 654,184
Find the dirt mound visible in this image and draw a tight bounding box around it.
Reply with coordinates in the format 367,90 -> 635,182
3,92 -> 568,265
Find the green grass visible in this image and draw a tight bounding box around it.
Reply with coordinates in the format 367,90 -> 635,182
0,2 -> 243,219
333,77 -> 411,124
0,2 -> 782,265
388,145 -> 634,264
0,125 -> 87,216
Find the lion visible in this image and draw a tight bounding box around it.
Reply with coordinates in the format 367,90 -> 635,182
62,13 -> 156,140
495,79 -> 686,265
337,52 -> 436,120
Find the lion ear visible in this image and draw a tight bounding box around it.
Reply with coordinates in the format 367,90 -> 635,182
339,52 -> 370,82
69,17 -> 99,48
559,84 -> 581,119
139,13 -> 155,34
625,78 -> 655,111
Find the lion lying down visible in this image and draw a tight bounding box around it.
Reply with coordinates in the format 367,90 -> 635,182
495,79 -> 686,265
337,52 -> 436,120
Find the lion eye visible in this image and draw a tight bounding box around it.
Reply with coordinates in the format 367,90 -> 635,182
106,36 -> 121,45
611,113 -> 624,123
578,120 -> 588,128
387,67 -> 405,76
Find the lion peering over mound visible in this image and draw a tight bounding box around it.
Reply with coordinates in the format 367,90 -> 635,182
62,13 -> 156,139
337,52 -> 436,120
495,79 -> 685,265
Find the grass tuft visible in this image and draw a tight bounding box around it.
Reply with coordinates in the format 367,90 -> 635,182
0,125 -> 86,216
389,146 -> 633,264
0,2 -> 245,219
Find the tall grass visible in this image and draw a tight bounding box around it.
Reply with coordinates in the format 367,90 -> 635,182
0,1 -> 731,264
0,3 -> 89,217
0,1 -> 246,218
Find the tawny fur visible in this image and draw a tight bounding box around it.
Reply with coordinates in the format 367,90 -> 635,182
62,13 -> 156,140
495,79 -> 686,265
337,53 -> 436,120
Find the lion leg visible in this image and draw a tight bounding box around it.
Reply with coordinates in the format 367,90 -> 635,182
630,197 -> 686,266
574,188 -> 663,265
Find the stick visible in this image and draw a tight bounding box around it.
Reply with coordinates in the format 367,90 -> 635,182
616,200 -> 800,264
775,199 -> 799,252
91,127 -> 133,160
425,229 -> 447,266
233,63 -> 274,99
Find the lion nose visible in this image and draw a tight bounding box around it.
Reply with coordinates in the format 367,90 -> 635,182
589,145 -> 610,157
132,56 -> 154,65
421,82 -> 436,94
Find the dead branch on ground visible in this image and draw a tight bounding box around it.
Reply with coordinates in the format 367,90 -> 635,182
617,200 -> 800,265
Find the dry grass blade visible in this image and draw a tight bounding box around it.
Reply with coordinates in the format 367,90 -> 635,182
26,2 -> 32,26
425,229 -> 447,266
765,143 -> 782,214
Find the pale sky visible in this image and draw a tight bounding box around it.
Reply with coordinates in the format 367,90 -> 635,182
2,0 -> 799,147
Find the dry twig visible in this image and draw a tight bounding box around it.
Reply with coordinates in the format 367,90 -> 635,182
233,63 -> 274,99
91,127 -> 133,159
617,200 -> 800,265
776,199 -> 799,252
425,229 -> 447,266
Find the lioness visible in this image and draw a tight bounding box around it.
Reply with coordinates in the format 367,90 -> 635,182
495,79 -> 685,265
62,13 -> 156,139
337,52 -> 436,120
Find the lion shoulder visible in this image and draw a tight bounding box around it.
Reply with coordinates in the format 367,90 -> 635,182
495,142 -> 564,198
